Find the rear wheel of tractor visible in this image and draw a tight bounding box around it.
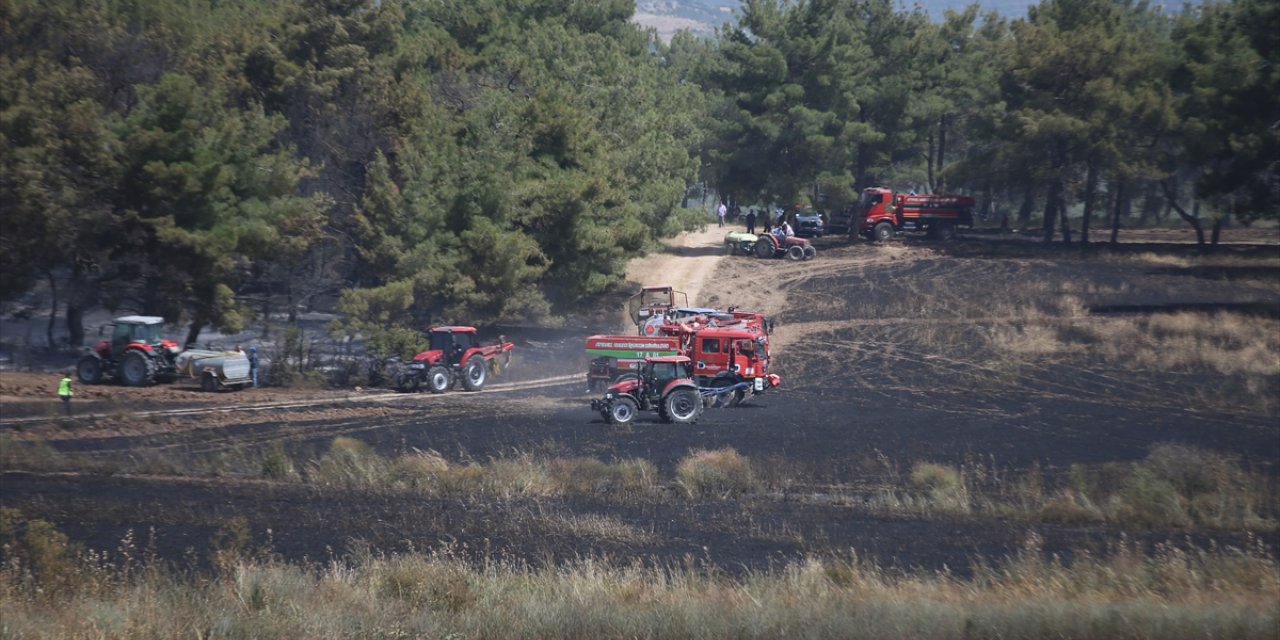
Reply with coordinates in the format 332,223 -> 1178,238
664,388 -> 702,424
426,366 -> 451,393
119,351 -> 155,387
803,245 -> 817,260
873,222 -> 894,243
462,356 -> 488,391
608,397 -> 638,425
754,237 -> 774,259
76,355 -> 103,384
786,245 -> 804,261
201,372 -> 218,392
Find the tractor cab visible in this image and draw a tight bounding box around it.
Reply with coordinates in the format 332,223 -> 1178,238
428,327 -> 479,365
106,316 -> 168,356
627,286 -> 689,334
640,355 -> 695,390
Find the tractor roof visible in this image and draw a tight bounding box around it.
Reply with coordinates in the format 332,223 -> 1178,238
114,315 -> 166,325
646,355 -> 692,363
431,326 -> 477,333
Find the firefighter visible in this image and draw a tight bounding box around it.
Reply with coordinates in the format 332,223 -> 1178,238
57,371 -> 73,416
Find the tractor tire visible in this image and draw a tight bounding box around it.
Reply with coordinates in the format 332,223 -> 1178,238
803,245 -> 817,261
607,397 -> 638,425
786,245 -> 805,261
873,221 -> 894,243
119,350 -> 156,387
201,371 -> 219,392
396,371 -> 420,393
462,355 -> 488,391
426,366 -> 452,393
754,237 -> 775,259
76,355 -> 104,385
663,388 -> 702,424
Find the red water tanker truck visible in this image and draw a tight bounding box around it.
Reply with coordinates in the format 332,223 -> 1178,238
854,187 -> 976,241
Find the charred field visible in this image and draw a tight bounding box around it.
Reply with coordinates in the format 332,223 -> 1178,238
2,233 -> 1279,581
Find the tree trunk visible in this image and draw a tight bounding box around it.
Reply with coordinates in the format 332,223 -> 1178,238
1080,159 -> 1099,246
66,304 -> 85,349
1109,177 -> 1127,244
1042,181 -> 1061,243
1017,185 -> 1036,227
1210,215 -> 1224,248
1059,197 -> 1072,245
926,132 -> 936,193
46,272 -> 59,349
936,114 -> 947,193
185,320 -> 204,349
1161,179 -> 1205,246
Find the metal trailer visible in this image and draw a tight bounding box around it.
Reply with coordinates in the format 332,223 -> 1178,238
173,350 -> 253,391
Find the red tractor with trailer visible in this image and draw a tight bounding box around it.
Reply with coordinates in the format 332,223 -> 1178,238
586,310 -> 781,406
77,316 -> 183,386
389,326 -> 514,393
591,355 -> 704,425
723,231 -> 816,261
854,187 -> 976,241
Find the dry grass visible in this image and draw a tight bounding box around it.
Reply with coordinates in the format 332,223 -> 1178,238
867,445 -> 1278,531
0,509 -> 1275,639
676,447 -> 756,498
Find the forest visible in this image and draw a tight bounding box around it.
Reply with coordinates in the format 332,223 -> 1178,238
2,0 -> 1276,350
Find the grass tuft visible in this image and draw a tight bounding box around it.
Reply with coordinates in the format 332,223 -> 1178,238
676,447 -> 755,498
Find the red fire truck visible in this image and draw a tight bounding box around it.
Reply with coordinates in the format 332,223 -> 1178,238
854,187 -> 976,241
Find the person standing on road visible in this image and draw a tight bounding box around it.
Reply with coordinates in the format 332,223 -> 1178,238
717,201 -> 727,228
248,345 -> 259,387
57,371 -> 73,416
745,209 -> 757,234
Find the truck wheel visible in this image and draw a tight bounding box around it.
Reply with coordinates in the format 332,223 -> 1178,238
873,222 -> 894,243
201,371 -> 219,392
803,245 -> 817,260
76,355 -> 104,384
729,388 -> 747,406
663,388 -> 701,424
786,245 -> 804,261
119,351 -> 155,387
607,397 -> 638,425
426,366 -> 451,393
462,355 -> 487,391
754,237 -> 775,259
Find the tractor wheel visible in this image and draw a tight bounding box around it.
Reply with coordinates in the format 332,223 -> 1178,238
873,221 -> 894,243
119,350 -> 156,387
426,366 -> 451,393
754,237 -> 775,259
462,355 -> 488,391
663,388 -> 702,424
396,371 -> 420,393
786,245 -> 805,261
803,245 -> 817,261
76,355 -> 104,385
607,397 -> 638,425
201,372 -> 219,392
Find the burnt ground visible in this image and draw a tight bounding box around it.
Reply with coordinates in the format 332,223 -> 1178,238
2,230 -> 1278,577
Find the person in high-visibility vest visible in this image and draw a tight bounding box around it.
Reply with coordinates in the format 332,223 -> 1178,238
57,372 -> 73,416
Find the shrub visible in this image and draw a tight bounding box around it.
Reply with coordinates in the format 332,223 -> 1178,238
676,447 -> 754,498
909,462 -> 971,515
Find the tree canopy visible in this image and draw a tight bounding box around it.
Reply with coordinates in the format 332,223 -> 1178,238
2,0 -> 1273,348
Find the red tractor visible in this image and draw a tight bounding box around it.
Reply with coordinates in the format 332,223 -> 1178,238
76,316 -> 182,386
591,355 -> 703,425
753,232 -> 817,261
391,327 -> 514,393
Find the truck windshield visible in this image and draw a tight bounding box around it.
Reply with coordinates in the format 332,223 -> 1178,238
859,192 -> 882,208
